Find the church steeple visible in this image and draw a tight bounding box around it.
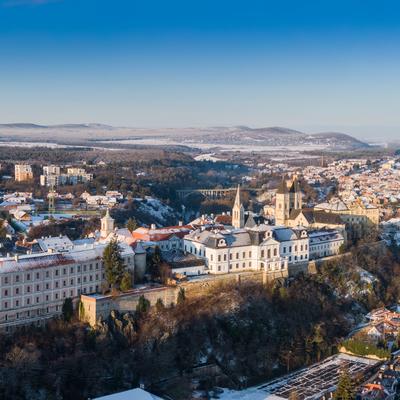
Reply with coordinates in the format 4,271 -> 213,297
232,185 -> 245,229
101,208 -> 115,238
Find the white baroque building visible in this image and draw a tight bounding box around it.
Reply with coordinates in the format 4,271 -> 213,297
308,229 -> 345,260
184,224 -> 309,275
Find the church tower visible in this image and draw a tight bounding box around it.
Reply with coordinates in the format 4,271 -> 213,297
232,185 -> 245,229
290,175 -> 302,211
275,175 -> 303,226
101,208 -> 114,238
275,177 -> 290,226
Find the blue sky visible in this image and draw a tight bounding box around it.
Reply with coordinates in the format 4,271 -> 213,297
1,0 -> 400,139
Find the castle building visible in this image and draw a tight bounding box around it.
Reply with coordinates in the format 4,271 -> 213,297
232,185 -> 245,229
275,176 -> 302,226
184,224 -> 310,276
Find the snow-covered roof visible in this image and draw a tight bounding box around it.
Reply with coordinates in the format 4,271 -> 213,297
93,388 -> 164,400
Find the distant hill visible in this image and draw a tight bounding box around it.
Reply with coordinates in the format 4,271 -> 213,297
0,123 -> 370,150
186,126 -> 370,150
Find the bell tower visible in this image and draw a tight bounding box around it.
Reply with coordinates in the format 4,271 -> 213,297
275,177 -> 289,226
101,208 -> 114,238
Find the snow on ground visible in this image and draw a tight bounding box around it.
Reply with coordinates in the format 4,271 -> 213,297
136,197 -> 178,226
219,387 -> 269,400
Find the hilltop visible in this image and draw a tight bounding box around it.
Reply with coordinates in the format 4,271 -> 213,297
0,124 -> 370,151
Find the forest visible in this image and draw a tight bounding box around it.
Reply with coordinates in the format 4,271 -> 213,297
1,243 -> 398,400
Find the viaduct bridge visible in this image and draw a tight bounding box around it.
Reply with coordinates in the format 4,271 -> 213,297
176,187 -> 262,201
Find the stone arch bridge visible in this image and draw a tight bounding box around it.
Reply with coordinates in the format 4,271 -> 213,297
176,187 -> 262,201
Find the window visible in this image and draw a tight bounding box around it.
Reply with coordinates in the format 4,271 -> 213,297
15,275 -> 20,283
55,270 -> 59,276
4,277 -> 8,285
46,271 -> 49,278
16,300 -> 19,307
27,286 -> 31,293
70,267 -> 74,273
63,268 -> 66,275
4,302 -> 7,309
15,288 -> 19,295
261,250 -> 264,258
55,282 -> 59,288
4,290 -> 8,297
36,285 -> 39,291
26,273 -> 31,281
36,272 -> 40,279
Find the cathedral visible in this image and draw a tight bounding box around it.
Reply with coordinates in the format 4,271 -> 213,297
275,176 -> 303,226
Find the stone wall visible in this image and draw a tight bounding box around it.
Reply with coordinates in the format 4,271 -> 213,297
80,267 -> 300,327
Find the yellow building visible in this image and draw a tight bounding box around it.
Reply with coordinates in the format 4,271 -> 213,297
14,164 -> 33,182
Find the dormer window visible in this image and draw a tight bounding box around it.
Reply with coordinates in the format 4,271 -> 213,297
218,239 -> 226,247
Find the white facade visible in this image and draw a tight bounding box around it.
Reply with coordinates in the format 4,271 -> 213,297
0,238 -> 135,331
43,165 -> 61,175
182,225 -> 310,275
308,230 -> 345,259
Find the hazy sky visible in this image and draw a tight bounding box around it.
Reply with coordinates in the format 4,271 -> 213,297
1,0 -> 400,140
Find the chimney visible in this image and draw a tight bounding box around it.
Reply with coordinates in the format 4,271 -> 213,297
14,254 -> 19,262
178,221 -> 183,226
151,224 -> 156,230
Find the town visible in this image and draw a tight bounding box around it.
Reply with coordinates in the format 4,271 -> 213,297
1,150 -> 400,399
2,1 -> 400,398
